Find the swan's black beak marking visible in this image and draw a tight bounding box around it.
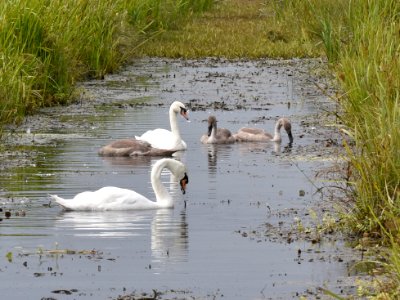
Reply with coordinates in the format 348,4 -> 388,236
180,172 -> 189,194
180,107 -> 189,120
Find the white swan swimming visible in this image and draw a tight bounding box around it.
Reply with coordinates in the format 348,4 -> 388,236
135,101 -> 189,151
233,117 -> 293,143
200,115 -> 235,144
98,139 -> 177,157
50,158 -> 189,211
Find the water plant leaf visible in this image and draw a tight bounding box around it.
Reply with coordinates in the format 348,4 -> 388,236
5,251 -> 12,263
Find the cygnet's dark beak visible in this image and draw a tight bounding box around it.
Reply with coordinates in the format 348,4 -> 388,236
287,130 -> 294,144
207,123 -> 213,137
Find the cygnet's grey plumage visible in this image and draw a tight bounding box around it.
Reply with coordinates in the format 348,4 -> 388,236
234,117 -> 293,143
200,116 -> 235,144
98,139 -> 177,157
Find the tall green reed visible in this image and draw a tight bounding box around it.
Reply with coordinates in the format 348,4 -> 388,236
272,0 -> 348,63
275,0 -> 400,237
274,0 -> 400,293
0,0 -> 214,131
336,0 -> 400,235
127,0 -> 213,32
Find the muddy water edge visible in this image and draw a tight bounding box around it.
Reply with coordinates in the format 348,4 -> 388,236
0,58 -> 365,299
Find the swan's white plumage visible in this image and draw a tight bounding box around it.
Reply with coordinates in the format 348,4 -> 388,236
138,128 -> 187,150
50,158 -> 188,211
135,101 -> 188,151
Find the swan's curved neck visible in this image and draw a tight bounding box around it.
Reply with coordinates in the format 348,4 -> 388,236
210,123 -> 217,138
169,107 -> 181,139
151,160 -> 173,205
272,122 -> 282,142
208,123 -> 217,143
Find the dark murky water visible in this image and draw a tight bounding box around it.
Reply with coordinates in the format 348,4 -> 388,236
0,59 -> 354,299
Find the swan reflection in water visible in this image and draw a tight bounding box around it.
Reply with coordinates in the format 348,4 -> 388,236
236,141 -> 283,155
203,143 -> 234,176
55,208 -> 188,263
99,155 -> 154,168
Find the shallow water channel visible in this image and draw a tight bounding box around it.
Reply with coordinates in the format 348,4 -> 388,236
0,58 -> 357,299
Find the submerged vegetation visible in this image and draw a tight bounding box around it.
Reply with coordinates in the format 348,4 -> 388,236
2,0 -> 399,296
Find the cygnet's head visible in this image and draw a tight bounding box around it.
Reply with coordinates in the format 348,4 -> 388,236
278,118 -> 293,143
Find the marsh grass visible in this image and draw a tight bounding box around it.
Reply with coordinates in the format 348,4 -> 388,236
0,0 -> 213,131
276,0 -> 400,295
135,0 -> 324,58
270,0 -> 399,232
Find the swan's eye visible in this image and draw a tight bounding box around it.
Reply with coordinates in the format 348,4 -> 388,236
179,107 -> 189,121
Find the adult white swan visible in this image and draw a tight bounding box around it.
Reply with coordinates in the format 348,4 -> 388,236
50,158 -> 189,211
135,101 -> 189,151
200,115 -> 235,144
233,117 -> 293,143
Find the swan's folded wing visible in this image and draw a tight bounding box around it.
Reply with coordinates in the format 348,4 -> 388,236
135,129 -> 178,150
91,187 -> 157,210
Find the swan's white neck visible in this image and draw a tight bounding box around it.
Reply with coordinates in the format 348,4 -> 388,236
151,160 -> 173,207
169,106 -> 181,140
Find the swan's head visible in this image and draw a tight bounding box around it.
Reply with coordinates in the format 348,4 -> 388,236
278,118 -> 294,143
207,115 -> 217,136
171,101 -> 189,121
165,158 -> 189,195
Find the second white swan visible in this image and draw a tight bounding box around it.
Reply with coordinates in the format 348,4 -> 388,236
50,158 -> 189,211
135,101 -> 189,151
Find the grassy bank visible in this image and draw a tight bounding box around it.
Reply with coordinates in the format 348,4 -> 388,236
136,0 -> 323,58
272,0 -> 400,296
0,0 -> 213,130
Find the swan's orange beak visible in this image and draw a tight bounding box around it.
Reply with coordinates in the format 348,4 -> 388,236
180,107 -> 189,120
180,173 -> 189,194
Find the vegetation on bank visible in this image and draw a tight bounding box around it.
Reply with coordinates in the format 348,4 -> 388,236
135,0 -> 324,58
271,0 -> 400,296
0,0 -> 213,129
271,0 -> 400,230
